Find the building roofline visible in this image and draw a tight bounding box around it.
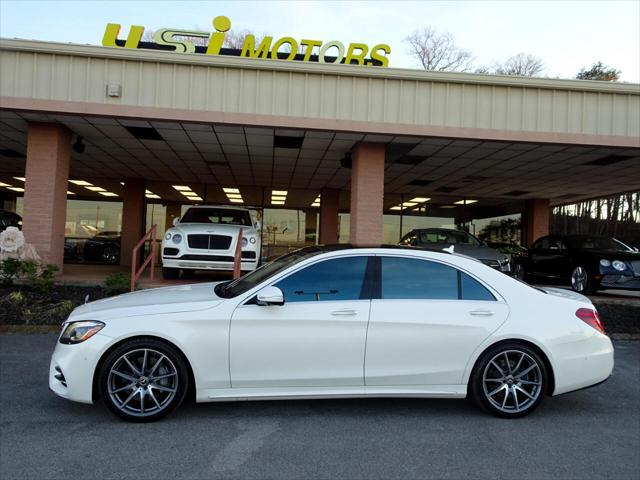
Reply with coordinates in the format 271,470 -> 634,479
2,37 -> 639,95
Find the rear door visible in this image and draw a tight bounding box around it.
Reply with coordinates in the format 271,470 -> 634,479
365,255 -> 509,386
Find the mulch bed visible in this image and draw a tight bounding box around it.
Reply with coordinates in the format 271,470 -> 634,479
0,285 -> 125,326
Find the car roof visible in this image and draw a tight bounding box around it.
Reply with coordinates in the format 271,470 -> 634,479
185,205 -> 251,211
409,228 -> 467,234
299,243 -> 455,255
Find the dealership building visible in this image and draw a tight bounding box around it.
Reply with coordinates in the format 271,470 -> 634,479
0,36 -> 639,273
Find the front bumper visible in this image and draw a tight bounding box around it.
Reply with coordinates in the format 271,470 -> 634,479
162,256 -> 258,271
49,332 -> 114,404
599,274 -> 640,291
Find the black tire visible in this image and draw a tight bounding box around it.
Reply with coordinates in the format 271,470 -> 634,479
162,267 -> 179,279
570,265 -> 596,295
98,338 -> 189,422
470,342 -> 548,418
513,262 -> 527,282
102,245 -> 120,265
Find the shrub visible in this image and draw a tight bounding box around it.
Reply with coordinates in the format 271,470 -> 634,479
0,258 -> 23,286
104,272 -> 131,294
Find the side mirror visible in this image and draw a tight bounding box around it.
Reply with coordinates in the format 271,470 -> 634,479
172,217 -> 180,227
254,221 -> 261,230
256,286 -> 284,306
410,238 -> 418,246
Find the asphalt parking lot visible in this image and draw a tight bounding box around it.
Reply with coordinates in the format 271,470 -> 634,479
1,334 -> 638,480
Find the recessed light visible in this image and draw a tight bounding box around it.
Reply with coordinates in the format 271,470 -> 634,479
272,190 -> 288,195
454,199 -> 478,205
187,196 -> 203,201
172,185 -> 192,191
99,192 -> 118,197
271,196 -> 287,201
67,191 -> 76,195
13,177 -> 25,182
390,206 -> 402,211
146,194 -> 161,199
401,202 -> 417,207
229,198 -> 244,203
69,180 -> 93,186
0,182 -> 10,187
226,193 -> 242,199
223,187 -> 240,194
311,203 -> 320,207
7,187 -> 24,192
180,190 -> 196,196
271,200 -> 285,205
85,186 -> 106,192
410,197 -> 430,203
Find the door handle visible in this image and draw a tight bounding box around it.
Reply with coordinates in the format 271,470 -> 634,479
469,309 -> 494,317
331,309 -> 357,316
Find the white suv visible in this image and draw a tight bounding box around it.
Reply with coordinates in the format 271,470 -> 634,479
161,205 -> 261,279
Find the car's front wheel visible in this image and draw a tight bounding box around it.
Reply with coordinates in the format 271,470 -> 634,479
98,338 -> 188,422
470,343 -> 547,418
571,265 -> 596,294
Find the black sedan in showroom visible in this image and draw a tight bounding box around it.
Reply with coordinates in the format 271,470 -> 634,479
399,228 -> 511,273
64,232 -> 121,264
515,234 -> 640,294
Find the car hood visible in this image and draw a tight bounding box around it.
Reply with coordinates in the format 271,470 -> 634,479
68,282 -> 225,320
538,286 -> 591,305
171,223 -> 257,236
573,249 -> 640,260
426,244 -> 507,261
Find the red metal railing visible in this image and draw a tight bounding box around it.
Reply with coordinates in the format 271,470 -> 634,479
130,224 -> 158,291
233,229 -> 243,280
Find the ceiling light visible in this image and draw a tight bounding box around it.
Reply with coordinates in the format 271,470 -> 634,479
311,203 -> 320,207
272,196 -> 287,201
67,191 -> 76,195
7,187 -> 24,192
272,190 -> 288,195
146,194 -> 161,199
120,182 -> 125,186
401,202 -> 417,207
180,190 -> 196,196
226,193 -> 242,199
410,197 -> 430,203
440,205 -> 457,209
271,200 -> 285,205
0,182 -> 10,187
390,206 -> 402,211
85,186 -> 106,192
69,180 -> 93,186
99,192 -> 118,197
172,185 -> 192,191
229,198 -> 244,203
13,177 -> 25,182
223,187 -> 240,194
145,189 -> 152,194
187,196 -> 203,201
454,199 -> 478,205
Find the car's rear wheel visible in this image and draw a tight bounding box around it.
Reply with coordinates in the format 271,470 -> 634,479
102,245 -> 120,265
162,267 -> 179,279
470,343 -> 547,418
98,338 -> 188,422
571,265 -> 595,294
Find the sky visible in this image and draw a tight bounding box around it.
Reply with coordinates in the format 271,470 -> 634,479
0,0 -> 638,82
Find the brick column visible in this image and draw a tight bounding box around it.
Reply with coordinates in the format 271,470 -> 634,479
165,203 -> 182,231
120,178 -> 146,267
524,199 -> 550,246
23,123 -> 71,271
319,188 -> 339,244
349,143 -> 385,246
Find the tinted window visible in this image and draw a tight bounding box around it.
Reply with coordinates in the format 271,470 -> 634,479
180,208 -> 252,226
381,257 -> 458,300
275,256 -> 369,302
461,272 -> 495,301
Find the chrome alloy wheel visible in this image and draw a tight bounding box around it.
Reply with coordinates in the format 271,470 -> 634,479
482,350 -> 542,414
107,348 -> 178,418
571,266 -> 588,292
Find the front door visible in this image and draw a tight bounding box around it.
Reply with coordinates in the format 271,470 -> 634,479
230,255 -> 372,388
365,255 -> 509,386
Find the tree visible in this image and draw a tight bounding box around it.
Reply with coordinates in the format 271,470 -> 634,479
576,61 -> 621,81
494,53 -> 544,77
404,27 -> 473,72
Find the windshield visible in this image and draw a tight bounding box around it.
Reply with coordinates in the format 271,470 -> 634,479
180,208 -> 252,226
564,235 -> 630,251
216,247 -> 324,298
419,230 -> 481,247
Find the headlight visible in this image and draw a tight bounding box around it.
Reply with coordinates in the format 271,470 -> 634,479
612,260 -> 627,271
249,236 -> 257,244
600,259 -> 611,267
172,234 -> 182,244
165,232 -> 172,240
242,237 -> 248,248
60,320 -> 105,344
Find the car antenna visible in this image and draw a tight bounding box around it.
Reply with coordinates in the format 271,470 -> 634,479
442,245 -> 455,254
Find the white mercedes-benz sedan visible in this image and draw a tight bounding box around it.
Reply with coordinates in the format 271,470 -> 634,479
49,246 -> 614,422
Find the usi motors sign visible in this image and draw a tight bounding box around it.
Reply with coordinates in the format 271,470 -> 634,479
102,16 -> 391,67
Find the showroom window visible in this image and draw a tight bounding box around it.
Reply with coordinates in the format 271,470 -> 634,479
381,257 -> 495,301
275,256 -> 369,302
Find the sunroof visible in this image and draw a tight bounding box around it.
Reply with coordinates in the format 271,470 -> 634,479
274,135 -> 303,149
125,126 -> 164,141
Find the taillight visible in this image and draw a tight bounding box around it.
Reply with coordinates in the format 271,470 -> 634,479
576,308 -> 606,334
